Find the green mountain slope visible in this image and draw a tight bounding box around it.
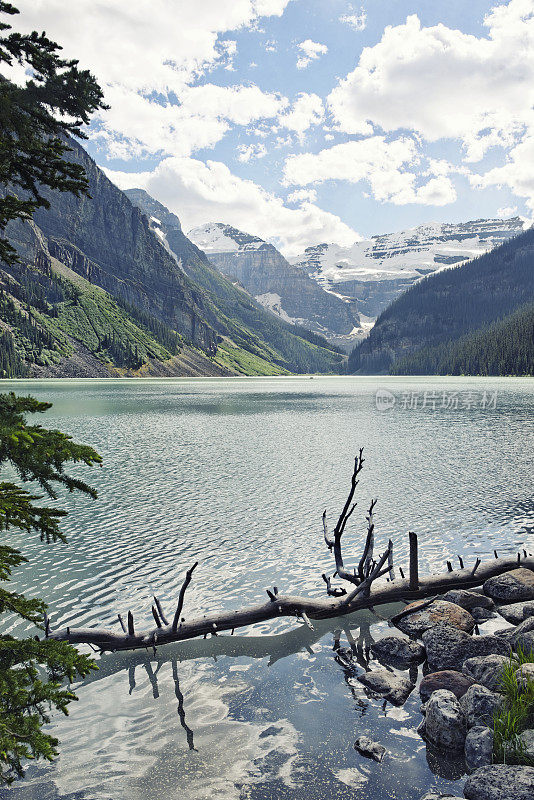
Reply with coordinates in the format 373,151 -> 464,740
3,141 -> 344,376
391,302 -> 534,376
348,226 -> 534,374
0,246 -> 236,377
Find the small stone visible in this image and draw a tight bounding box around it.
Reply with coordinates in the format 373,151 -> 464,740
464,726 -> 494,771
357,669 -> 414,706
424,688 -> 466,750
354,735 -> 386,762
394,599 -> 475,637
370,634 -> 425,666
464,764 -> 534,800
522,601 -> 534,619
515,662 -> 534,689
460,684 -> 504,728
419,794 -> 464,800
419,670 -> 476,701
443,590 -> 494,611
471,607 -> 497,623
462,655 -> 509,692
483,567 -> 534,602
497,602 -> 532,625
422,623 -> 510,671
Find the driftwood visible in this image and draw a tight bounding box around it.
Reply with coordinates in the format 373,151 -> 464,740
48,449 -> 533,653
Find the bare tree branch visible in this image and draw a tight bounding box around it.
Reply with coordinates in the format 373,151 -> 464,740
172,562 -> 198,632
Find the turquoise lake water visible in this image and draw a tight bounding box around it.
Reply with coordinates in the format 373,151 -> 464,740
0,376 -> 533,799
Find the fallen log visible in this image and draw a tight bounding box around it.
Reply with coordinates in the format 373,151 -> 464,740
47,450 -> 533,653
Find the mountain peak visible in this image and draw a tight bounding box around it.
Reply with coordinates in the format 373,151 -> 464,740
123,188 -> 182,232
188,222 -> 268,254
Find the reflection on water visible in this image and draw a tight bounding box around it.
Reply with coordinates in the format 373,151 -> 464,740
0,376 -> 532,799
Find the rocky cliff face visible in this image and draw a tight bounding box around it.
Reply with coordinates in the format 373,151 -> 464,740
3,141 -> 346,377
187,222 -> 360,350
291,217 -> 526,323
9,140 -> 218,353
124,193 -> 346,373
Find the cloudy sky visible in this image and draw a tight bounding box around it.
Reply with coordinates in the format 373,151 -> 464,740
11,0 -> 534,255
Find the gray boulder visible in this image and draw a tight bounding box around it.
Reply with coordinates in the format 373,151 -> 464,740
517,729 -> 534,761
424,689 -> 466,750
419,794 -> 464,800
502,728 -> 534,763
471,607 -> 497,624
462,655 -> 509,692
356,669 -> 414,706
502,616 -> 534,653
515,663 -> 534,689
354,735 -> 386,762
394,599 -> 475,637
420,670 -> 476,701
370,634 -> 425,666
483,567 -> 534,602
422,623 -> 510,671
443,590 -> 494,611
464,726 -> 494,771
464,764 -> 534,800
460,684 -> 504,728
497,602 -> 531,625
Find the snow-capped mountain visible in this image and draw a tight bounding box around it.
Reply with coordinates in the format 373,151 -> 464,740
290,217 -> 527,320
188,222 -> 361,349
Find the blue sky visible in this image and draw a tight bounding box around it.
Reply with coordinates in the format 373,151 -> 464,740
12,1 -> 534,254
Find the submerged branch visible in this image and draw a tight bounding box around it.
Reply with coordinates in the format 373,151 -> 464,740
44,451 -> 533,654
49,554 -> 534,652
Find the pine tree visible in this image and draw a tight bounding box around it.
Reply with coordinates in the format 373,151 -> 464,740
0,393 -> 102,784
0,1 -> 107,783
0,1 -> 107,266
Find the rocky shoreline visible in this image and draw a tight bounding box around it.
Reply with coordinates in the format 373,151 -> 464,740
347,567 -> 534,800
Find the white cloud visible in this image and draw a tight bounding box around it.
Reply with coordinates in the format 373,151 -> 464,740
296,39 -> 328,69
497,205 -> 518,217
88,82 -> 287,160
279,93 -> 325,136
14,0 -> 293,159
424,158 -> 471,178
105,157 -> 358,256
339,9 -> 367,31
328,2 -> 534,161
237,143 -> 268,162
287,188 -> 318,204
283,137 -> 457,206
471,133 -> 534,212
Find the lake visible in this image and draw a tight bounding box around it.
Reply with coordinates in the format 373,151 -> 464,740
1,376 -> 533,800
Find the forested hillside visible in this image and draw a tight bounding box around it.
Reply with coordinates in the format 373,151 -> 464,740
348,227 -> 534,374
391,302 -> 534,376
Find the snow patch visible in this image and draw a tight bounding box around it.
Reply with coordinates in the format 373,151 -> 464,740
290,217 -> 526,288
188,222 -> 266,254
255,292 -> 296,324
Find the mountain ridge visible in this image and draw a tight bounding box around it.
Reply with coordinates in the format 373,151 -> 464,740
186,220 -> 361,351
291,217 -> 527,322
0,140 -> 346,377
347,225 -> 534,374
